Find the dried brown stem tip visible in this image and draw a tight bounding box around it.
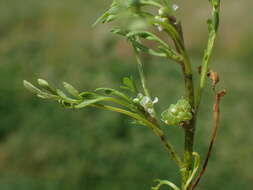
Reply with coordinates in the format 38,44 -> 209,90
208,70 -> 220,90
191,89 -> 226,190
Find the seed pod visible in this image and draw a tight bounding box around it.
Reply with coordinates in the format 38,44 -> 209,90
161,99 -> 192,127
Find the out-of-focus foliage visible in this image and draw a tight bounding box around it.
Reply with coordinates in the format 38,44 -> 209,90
0,0 -> 253,190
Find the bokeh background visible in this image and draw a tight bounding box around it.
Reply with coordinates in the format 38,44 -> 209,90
0,0 -> 252,190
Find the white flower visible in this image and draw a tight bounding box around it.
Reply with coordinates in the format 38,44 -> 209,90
172,4 -> 179,11
133,93 -> 158,117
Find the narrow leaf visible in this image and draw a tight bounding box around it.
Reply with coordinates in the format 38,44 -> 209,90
95,88 -> 132,103
23,80 -> 42,95
37,92 -> 59,100
63,82 -> 81,99
75,96 -> 110,109
56,89 -> 79,104
121,76 -> 137,94
37,78 -> 57,94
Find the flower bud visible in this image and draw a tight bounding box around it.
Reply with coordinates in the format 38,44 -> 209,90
161,99 -> 192,127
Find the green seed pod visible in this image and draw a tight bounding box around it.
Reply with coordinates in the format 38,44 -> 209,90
161,99 -> 192,127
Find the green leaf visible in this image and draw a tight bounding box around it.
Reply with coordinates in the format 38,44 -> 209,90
37,92 -> 59,100
75,96 -> 111,109
140,0 -> 162,8
23,80 -> 42,95
151,179 -> 180,190
120,76 -> 137,94
158,46 -> 182,61
131,40 -> 167,57
111,28 -> 129,36
24,80 -> 59,100
184,152 -> 201,190
80,92 -> 100,99
93,12 -> 110,27
37,79 -> 57,94
62,82 -> 81,99
93,0 -> 122,26
124,30 -> 180,60
126,30 -> 169,48
95,88 -> 132,103
56,89 -> 79,104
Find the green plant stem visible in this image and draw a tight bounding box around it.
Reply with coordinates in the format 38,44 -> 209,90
181,54 -> 196,189
92,104 -> 182,167
134,48 -> 151,98
196,1 -> 220,109
196,33 -> 216,109
169,20 -> 196,188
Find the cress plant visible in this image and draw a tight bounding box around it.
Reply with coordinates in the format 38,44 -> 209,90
24,0 -> 226,189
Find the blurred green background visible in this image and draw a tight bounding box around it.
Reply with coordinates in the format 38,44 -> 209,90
0,0 -> 253,190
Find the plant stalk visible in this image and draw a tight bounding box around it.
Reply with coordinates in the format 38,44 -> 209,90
181,55 -> 196,189
92,104 -> 182,167
134,49 -> 151,98
170,20 -> 196,188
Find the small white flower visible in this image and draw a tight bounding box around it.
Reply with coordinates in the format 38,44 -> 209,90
133,94 -> 158,117
147,108 -> 154,114
172,4 -> 179,11
140,96 -> 151,107
153,97 -> 159,104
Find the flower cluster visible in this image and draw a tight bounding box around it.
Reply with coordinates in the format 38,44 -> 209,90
154,4 -> 179,31
161,99 -> 192,127
133,93 -> 158,117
